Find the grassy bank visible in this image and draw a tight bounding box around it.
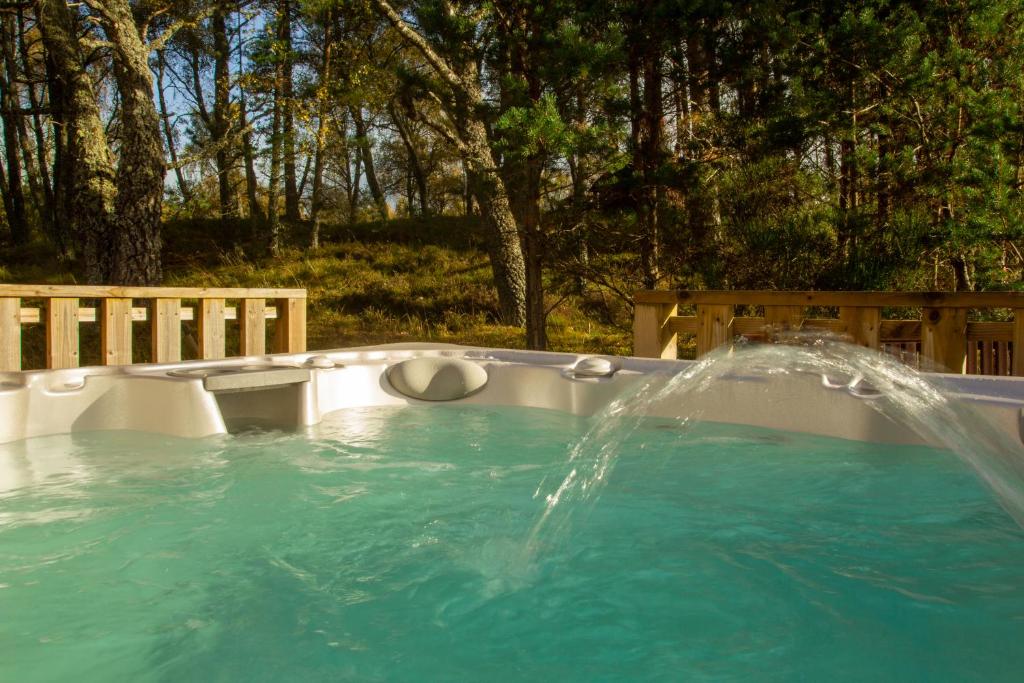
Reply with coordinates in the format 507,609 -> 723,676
0,216 -> 634,357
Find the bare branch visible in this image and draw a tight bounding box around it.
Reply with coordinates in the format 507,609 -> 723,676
370,0 -> 467,96
139,3 -> 171,42
80,36 -> 113,51
148,5 -> 214,53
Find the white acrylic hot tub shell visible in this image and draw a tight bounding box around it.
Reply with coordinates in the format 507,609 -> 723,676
0,343 -> 1022,448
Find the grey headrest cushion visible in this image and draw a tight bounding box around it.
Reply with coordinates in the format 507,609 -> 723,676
386,357 -> 489,401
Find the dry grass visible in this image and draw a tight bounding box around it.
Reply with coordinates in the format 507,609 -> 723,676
1,217 -> 634,356
164,239 -> 633,355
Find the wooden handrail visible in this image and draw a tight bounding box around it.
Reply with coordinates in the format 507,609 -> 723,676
632,289 -> 1024,376
0,285 -> 307,372
0,284 -> 306,298
635,289 -> 1024,308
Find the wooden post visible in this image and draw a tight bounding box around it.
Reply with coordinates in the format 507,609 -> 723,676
0,297 -> 21,371
1014,309 -> 1024,376
101,298 -> 133,365
273,297 -> 306,353
240,298 -> 266,356
151,298 -> 182,363
764,305 -> 804,334
839,306 -> 880,349
696,304 -> 733,358
633,298 -> 678,359
199,298 -> 227,359
921,307 -> 967,373
46,298 -> 80,369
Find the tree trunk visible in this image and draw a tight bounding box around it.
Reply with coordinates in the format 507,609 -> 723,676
37,0 -> 117,281
156,50 -> 192,203
296,152 -> 312,199
45,45 -> 73,255
20,7 -> 57,245
499,8 -> 546,348
640,36 -> 663,289
629,19 -> 662,290
566,151 -> 589,295
462,158 -> 473,215
5,17 -> 44,231
350,150 -> 362,222
0,18 -> 29,245
333,111 -> 363,223
309,11 -> 333,249
212,3 -> 233,217
390,101 -> 430,215
331,113 -> 359,223
267,42 -> 284,254
463,115 -> 527,327
0,143 -> 11,236
189,45 -> 212,131
704,28 -> 720,115
309,123 -> 325,248
239,95 -> 264,222
521,154 -> 546,350
280,0 -> 300,221
350,106 -> 389,220
234,9 -> 263,222
670,50 -> 690,153
101,0 -> 165,284
875,84 -> 891,229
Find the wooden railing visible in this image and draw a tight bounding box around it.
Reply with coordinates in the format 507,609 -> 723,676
633,290 -> 1024,376
0,285 -> 306,371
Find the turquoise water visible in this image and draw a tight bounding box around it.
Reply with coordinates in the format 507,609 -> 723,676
1,406 -> 1023,682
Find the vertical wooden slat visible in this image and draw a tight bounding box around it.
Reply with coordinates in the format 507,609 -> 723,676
198,298 -> 226,359
921,307 -> 967,373
239,298 -> 266,356
982,340 -> 993,375
151,298 -> 182,363
1013,309 -> 1024,376
273,297 -> 306,353
696,304 -> 733,358
966,341 -> 977,375
999,341 -> 1010,376
838,306 -> 880,349
763,305 -> 804,334
632,301 -> 678,359
101,298 -> 133,365
0,297 -> 20,371
46,298 -> 79,369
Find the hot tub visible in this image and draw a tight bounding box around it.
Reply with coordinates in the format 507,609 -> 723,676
2,343 -> 1024,681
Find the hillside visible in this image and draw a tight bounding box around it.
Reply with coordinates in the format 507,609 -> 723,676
0,217 -> 634,359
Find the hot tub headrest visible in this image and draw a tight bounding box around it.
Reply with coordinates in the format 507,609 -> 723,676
386,357 -> 488,401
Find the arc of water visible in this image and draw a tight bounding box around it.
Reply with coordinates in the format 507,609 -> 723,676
529,337 -> 1024,554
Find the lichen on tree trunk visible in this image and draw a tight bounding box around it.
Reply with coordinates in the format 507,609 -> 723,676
37,0 -> 117,283
462,113 -> 527,327
97,0 -> 166,284
37,0 -> 164,285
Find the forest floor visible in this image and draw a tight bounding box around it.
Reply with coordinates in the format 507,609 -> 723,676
0,216 -> 634,358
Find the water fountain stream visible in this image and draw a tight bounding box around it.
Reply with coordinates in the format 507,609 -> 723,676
530,337 -> 1024,552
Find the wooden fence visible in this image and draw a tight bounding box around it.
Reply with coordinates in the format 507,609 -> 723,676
0,285 -> 306,372
633,290 -> 1024,376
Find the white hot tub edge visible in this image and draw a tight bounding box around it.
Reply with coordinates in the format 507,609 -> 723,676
1,343 -> 1023,448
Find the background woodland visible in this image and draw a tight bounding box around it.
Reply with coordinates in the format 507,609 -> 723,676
1,0 -> 1023,350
